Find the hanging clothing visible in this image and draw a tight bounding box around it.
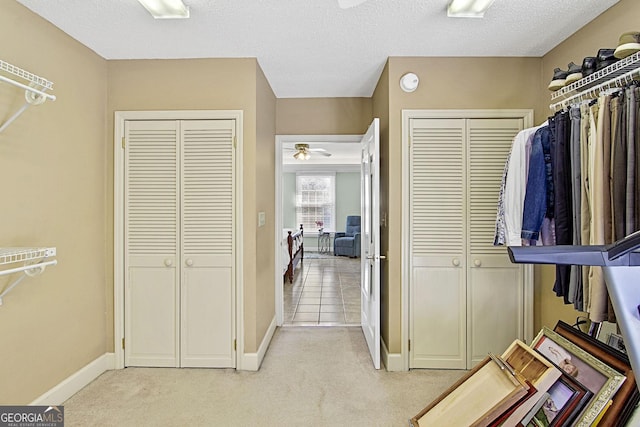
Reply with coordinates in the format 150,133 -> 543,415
551,110 -> 572,303
611,93 -> 627,242
586,95 -> 609,323
497,123 -> 546,246
495,83 -> 640,322
521,126 -> 552,242
568,106 -> 583,310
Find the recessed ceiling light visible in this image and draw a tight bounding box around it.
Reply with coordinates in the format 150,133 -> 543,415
447,0 -> 495,18
137,0 -> 190,19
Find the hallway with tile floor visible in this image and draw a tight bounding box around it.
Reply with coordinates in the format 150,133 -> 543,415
283,253 -> 361,326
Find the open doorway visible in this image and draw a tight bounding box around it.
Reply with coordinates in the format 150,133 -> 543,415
275,135 -> 362,327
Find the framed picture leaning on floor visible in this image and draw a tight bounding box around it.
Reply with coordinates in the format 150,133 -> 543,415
531,327 -> 625,427
554,320 -> 640,426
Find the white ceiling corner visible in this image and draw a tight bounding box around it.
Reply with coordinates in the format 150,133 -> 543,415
15,0 -> 621,98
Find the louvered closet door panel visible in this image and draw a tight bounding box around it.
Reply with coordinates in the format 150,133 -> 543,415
180,119 -> 235,368
409,118 -> 466,369
125,120 -> 180,367
466,118 -> 525,367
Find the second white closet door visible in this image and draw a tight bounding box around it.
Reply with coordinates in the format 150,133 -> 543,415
181,120 -> 235,368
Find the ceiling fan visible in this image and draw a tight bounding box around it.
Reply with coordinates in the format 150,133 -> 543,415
285,143 -> 332,160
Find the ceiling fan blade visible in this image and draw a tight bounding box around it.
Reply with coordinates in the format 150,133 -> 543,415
315,151 -> 332,157
338,0 -> 368,9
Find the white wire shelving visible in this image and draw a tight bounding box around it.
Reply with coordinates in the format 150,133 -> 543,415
0,59 -> 56,133
550,51 -> 640,110
0,247 -> 57,305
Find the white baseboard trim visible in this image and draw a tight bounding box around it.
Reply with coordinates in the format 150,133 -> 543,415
240,316 -> 277,371
381,339 -> 404,372
30,353 -> 114,405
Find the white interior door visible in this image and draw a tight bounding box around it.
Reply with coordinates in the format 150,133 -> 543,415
409,118 -> 467,369
180,120 -> 236,368
124,118 -> 236,369
125,120 -> 180,367
361,118 -> 381,369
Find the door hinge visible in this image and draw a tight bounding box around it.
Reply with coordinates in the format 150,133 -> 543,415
233,339 -> 237,351
233,136 -> 237,149
121,136 -> 126,149
122,338 -> 125,350
408,339 -> 411,351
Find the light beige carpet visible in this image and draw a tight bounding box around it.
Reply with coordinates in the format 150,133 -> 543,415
64,327 -> 465,426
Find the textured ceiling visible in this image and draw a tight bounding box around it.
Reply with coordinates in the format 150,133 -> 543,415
16,0 -> 620,98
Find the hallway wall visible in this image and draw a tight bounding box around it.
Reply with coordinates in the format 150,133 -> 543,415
0,1 -> 108,404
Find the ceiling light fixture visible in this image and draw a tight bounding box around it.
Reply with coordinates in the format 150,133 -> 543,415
447,0 -> 495,18
293,150 -> 310,161
137,0 -> 190,19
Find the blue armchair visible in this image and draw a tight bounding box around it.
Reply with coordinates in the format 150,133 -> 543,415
334,215 -> 361,257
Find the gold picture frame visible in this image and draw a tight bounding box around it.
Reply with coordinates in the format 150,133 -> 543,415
531,327 -> 626,426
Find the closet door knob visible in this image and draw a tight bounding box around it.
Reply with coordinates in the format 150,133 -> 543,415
164,259 -> 173,267
474,259 -> 482,267
452,258 -> 460,267
185,259 -> 194,267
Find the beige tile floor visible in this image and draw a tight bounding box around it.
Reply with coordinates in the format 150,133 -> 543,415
283,253 -> 361,326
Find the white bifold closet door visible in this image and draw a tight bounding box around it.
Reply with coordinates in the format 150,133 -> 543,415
409,117 -> 524,369
124,119 -> 235,368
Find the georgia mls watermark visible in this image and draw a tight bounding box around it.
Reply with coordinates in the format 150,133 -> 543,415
0,406 -> 64,427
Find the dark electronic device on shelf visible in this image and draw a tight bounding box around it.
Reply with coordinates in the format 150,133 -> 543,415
508,230 -> 640,392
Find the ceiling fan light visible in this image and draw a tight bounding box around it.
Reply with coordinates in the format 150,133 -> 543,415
293,151 -> 310,160
447,0 -> 495,18
137,0 -> 190,19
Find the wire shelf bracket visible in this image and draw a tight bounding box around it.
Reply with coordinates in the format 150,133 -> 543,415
0,59 -> 56,134
0,247 -> 57,306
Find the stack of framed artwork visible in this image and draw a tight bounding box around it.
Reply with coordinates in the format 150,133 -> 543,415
410,322 -> 639,426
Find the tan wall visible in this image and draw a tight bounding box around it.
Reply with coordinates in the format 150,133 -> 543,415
106,58 -> 264,352
383,56 -> 542,353
371,62 -> 391,352
534,0 -> 640,332
0,1 -> 108,404
254,63 -> 277,348
276,98 -> 372,135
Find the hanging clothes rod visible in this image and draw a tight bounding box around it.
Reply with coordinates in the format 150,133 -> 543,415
0,59 -> 56,134
550,66 -> 640,111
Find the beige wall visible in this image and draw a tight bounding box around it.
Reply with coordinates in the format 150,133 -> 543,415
254,63 -> 277,349
534,0 -> 640,332
0,1 -> 108,404
276,97 -> 372,135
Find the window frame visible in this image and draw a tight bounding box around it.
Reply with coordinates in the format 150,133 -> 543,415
295,172 -> 336,232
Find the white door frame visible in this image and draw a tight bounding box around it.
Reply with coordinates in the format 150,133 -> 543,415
274,134 -> 361,326
401,109 -> 535,371
114,110 -> 243,370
